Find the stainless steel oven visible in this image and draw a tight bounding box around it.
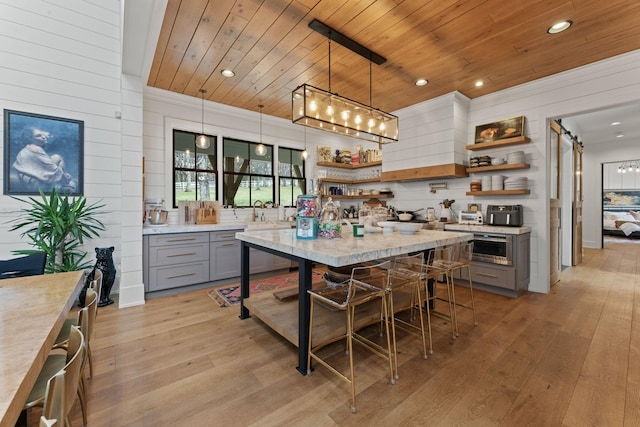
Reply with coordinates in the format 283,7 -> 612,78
472,233 -> 513,265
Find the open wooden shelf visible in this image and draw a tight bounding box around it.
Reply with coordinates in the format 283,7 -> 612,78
466,162 -> 530,173
466,136 -> 531,151
319,177 -> 380,184
466,189 -> 530,196
320,193 -> 394,200
317,160 -> 382,169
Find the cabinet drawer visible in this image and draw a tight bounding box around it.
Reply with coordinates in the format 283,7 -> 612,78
210,240 -> 241,281
148,243 -> 209,267
461,263 -> 515,290
210,229 -> 241,242
147,261 -> 210,291
148,233 -> 209,247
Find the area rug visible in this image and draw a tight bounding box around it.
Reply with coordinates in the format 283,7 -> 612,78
208,270 -> 323,307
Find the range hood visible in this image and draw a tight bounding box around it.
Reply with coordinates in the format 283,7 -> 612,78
380,163 -> 468,181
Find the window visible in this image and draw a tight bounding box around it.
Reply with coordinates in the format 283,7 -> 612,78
222,138 -> 274,207
278,147 -> 306,207
173,130 -> 217,208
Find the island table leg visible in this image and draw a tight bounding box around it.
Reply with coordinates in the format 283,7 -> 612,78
297,258 -> 313,375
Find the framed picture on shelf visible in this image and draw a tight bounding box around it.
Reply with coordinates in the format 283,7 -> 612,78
474,115 -> 525,143
3,109 -> 84,195
317,146 -> 332,162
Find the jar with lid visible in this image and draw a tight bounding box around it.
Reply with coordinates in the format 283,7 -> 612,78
295,194 -> 319,239
358,205 -> 371,225
318,198 -> 342,239
371,204 -> 388,227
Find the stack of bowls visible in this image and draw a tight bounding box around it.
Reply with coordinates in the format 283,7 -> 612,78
504,176 -> 528,190
491,175 -> 505,190
481,176 -> 491,191
470,179 -> 481,192
507,151 -> 525,164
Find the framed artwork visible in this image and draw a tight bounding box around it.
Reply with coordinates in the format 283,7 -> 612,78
603,190 -> 640,209
474,115 -> 525,143
3,109 -> 84,195
317,146 -> 333,162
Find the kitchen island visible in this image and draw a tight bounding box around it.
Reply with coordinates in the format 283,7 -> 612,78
235,228 -> 473,375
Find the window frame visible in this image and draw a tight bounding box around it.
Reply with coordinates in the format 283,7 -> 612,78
172,129 -> 218,208
278,146 -> 306,207
222,137 -> 275,208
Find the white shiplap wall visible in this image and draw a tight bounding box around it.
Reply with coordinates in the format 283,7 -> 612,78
143,86 -> 357,224
384,91 -> 470,172
0,1 -> 136,303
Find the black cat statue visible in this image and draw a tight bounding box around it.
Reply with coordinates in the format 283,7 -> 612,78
94,246 -> 117,307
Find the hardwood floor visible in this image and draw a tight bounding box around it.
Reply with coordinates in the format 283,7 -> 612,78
32,241 -> 640,426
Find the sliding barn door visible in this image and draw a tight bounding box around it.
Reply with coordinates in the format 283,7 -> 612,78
572,142 -> 583,265
550,121 -> 562,285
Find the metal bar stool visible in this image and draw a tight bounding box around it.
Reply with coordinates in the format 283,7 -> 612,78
386,252 -> 432,380
427,242 -> 478,337
445,241 -> 478,328
426,246 -> 459,339
307,260 -> 394,413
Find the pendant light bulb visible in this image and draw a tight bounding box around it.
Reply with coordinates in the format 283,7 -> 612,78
301,127 -> 308,160
196,89 -> 210,149
255,104 -> 266,156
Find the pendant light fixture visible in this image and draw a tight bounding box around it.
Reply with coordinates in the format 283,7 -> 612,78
255,104 -> 267,156
196,89 -> 210,149
292,19 -> 398,144
301,125 -> 308,160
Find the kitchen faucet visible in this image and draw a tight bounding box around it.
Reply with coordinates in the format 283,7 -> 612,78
253,200 -> 264,222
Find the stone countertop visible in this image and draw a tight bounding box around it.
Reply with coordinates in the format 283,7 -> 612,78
142,222 -> 246,235
444,224 -> 532,235
235,228 -> 473,267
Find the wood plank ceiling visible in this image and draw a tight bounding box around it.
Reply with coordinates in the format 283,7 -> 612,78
148,0 -> 640,120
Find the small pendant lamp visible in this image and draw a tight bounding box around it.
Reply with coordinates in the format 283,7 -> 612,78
196,89 -> 210,149
255,104 -> 267,156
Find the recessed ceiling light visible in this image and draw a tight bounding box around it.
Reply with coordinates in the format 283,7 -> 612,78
221,69 -> 235,77
475,81 -> 484,87
610,121 -> 621,126
616,133 -> 625,138
547,20 -> 573,34
415,78 -> 428,87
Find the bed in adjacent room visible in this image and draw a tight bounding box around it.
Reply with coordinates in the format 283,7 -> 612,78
603,190 -> 640,238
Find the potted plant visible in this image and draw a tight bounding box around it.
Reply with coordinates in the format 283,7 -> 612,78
9,188 -> 106,273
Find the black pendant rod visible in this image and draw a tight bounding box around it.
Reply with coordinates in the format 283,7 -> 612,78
309,19 -> 386,65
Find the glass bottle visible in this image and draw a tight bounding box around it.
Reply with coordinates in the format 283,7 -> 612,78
318,198 -> 342,239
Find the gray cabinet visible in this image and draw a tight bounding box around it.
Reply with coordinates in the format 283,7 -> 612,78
143,228 -> 292,296
145,233 -> 210,292
459,233 -> 530,297
210,230 -> 242,281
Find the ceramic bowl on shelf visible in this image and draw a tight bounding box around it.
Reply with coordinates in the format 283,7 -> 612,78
394,222 -> 421,235
398,213 -> 413,221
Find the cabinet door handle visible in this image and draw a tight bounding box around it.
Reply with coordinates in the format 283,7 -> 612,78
220,234 -> 234,238
167,272 -> 197,279
222,242 -> 237,246
166,238 -> 198,242
476,272 -> 498,278
168,252 -> 196,257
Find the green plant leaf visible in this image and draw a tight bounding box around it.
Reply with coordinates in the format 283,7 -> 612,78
9,188 -> 106,273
